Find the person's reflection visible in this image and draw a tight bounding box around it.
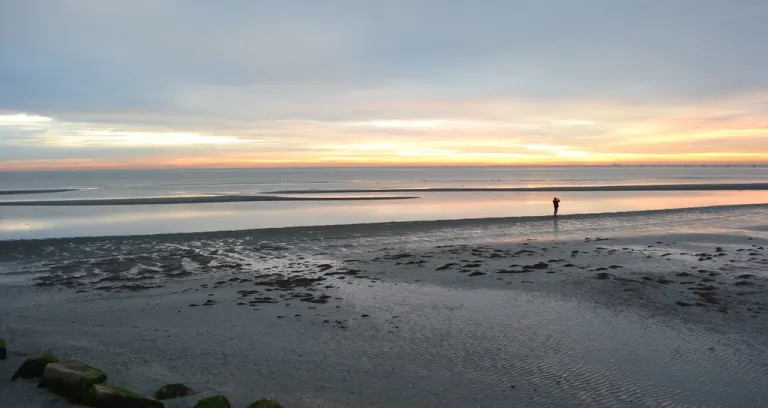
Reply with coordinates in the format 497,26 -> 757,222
553,218 -> 559,236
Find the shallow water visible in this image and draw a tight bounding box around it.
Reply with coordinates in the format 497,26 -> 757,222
0,165 -> 766,239
2,190 -> 768,240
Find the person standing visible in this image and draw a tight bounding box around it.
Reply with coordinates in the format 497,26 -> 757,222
553,197 -> 561,217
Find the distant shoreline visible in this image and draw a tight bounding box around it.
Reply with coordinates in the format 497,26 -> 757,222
268,182 -> 768,194
0,189 -> 79,196
0,194 -> 419,206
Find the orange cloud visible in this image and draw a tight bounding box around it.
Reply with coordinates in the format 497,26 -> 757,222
2,92 -> 768,170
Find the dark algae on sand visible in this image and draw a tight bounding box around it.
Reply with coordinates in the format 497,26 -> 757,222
154,382 -> 197,400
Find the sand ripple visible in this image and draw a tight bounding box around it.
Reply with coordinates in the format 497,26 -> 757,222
334,282 -> 768,407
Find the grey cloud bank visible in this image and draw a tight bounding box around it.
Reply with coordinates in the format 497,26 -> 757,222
4,1 -> 768,111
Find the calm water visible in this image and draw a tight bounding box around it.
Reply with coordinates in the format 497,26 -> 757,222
1,166 -> 767,239
2,166 -> 768,193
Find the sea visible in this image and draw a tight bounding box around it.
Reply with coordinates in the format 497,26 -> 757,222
1,165 -> 768,240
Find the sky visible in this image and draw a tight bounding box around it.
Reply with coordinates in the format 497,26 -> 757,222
1,0 -> 768,170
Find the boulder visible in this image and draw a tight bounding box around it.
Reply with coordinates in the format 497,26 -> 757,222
11,350 -> 58,380
154,383 -> 196,400
194,395 -> 231,408
248,398 -> 284,408
83,384 -> 164,408
0,338 -> 6,360
38,359 -> 107,402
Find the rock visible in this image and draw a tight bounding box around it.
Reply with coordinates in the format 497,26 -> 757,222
38,359 -> 107,402
248,398 -> 284,408
83,384 -> 164,408
531,262 -> 549,270
468,271 -> 486,277
195,395 -> 231,408
594,272 -> 611,280
154,383 -> 196,400
11,350 -> 59,380
0,338 -> 5,360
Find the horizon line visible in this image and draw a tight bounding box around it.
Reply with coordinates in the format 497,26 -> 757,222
2,162 -> 768,172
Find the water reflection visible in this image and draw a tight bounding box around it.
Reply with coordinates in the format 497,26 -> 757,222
0,208 -> 234,234
1,190 -> 767,239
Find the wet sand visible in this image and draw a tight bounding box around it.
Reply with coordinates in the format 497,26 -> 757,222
1,216 -> 768,407
0,195 -> 418,206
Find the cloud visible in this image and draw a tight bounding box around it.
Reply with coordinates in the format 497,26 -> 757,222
1,1 -> 768,168
0,113 -> 52,126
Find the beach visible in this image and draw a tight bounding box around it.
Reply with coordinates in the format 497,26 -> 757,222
1,166 -> 768,407
2,200 -> 768,407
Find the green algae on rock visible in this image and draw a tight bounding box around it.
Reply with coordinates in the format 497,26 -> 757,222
154,383 -> 197,400
194,395 -> 232,408
11,350 -> 58,380
247,398 -> 284,408
83,384 -> 165,408
38,359 -> 107,402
